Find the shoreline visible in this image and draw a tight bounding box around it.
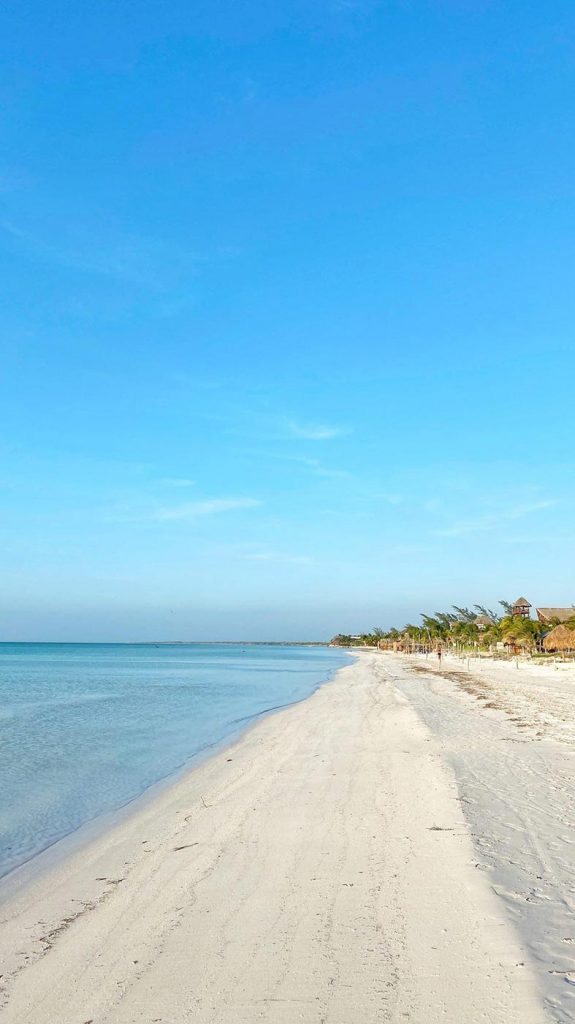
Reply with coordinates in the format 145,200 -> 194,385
0,653 -> 548,1023
0,653 -> 350,899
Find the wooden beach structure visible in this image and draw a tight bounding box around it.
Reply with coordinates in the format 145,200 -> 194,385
474,614 -> 494,631
512,597 -> 532,618
542,624 -> 575,653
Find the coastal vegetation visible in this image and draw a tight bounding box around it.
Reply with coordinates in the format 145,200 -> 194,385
331,601 -> 575,655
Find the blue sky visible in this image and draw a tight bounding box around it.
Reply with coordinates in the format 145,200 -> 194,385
1,0 -> 574,640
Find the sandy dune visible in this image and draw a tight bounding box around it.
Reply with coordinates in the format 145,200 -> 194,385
0,654 -> 548,1023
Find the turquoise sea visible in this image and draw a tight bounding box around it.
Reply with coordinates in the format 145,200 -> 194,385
0,643 -> 351,880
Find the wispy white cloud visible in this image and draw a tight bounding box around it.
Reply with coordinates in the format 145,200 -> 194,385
0,218 -> 154,284
287,420 -> 348,441
434,499 -> 557,537
239,550 -> 314,565
160,478 -> 196,488
295,456 -> 351,479
311,464 -> 351,480
240,449 -> 351,480
150,498 -> 261,521
0,218 -> 218,287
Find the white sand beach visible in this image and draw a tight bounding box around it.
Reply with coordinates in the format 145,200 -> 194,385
0,653 -> 556,1023
389,650 -> 575,1022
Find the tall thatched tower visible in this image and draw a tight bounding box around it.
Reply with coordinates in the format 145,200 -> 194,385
512,597 -> 531,618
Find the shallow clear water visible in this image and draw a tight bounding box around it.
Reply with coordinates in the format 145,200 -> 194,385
0,643 -> 350,879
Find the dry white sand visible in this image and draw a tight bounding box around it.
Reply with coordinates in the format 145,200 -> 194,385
388,650 -> 575,1023
0,653 -> 549,1023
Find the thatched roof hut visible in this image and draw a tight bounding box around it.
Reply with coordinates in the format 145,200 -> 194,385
543,624 -> 575,652
474,614 -> 494,629
537,607 -> 575,624
512,597 -> 531,617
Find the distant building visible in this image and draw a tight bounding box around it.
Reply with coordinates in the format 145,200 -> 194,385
474,615 -> 494,630
512,597 -> 532,618
536,607 -> 575,625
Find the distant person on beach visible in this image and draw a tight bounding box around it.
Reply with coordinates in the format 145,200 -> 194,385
437,648 -> 442,664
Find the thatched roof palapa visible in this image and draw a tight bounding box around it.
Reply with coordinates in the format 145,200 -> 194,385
537,607 -> 575,624
474,615 -> 494,627
543,624 -> 575,652
513,597 -> 531,607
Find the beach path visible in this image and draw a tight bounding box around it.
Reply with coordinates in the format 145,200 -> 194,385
0,654 -> 548,1023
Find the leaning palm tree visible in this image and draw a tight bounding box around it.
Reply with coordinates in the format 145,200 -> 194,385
452,606 -> 477,623
474,604 -> 499,623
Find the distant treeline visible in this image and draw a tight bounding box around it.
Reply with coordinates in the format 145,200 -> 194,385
330,601 -> 575,652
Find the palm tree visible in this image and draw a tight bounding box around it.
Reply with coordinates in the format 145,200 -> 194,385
499,616 -> 542,652
480,622 -> 502,648
452,606 -> 476,623
474,604 -> 500,623
450,619 -> 479,649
